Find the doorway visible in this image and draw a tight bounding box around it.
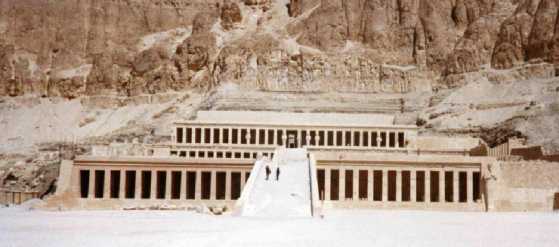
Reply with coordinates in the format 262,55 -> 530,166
554,193 -> 559,211
286,130 -> 298,148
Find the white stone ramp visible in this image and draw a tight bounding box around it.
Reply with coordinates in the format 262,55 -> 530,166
237,148 -> 312,218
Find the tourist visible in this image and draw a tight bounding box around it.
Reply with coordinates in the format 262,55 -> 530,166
265,165 -> 271,180
276,167 -> 280,181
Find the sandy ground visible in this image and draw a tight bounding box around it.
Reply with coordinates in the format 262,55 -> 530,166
0,207 -> 558,247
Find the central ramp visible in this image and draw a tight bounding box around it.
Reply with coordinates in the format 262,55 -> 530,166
234,148 -> 313,218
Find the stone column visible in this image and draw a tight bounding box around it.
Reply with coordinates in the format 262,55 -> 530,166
325,169 -> 331,201
228,128 -> 233,145
219,128 -> 224,144
180,170 -> 187,200
240,172 -> 246,190
396,169 -> 402,202
192,127 -> 197,144
368,169 -> 374,201
439,169 -> 445,203
314,132 -> 320,147
135,170 -> 142,199
453,170 -> 459,203
376,131 -> 382,148
165,170 -> 172,200
150,171 -> 157,200
195,170 -> 202,200
119,169 -> 126,199
382,169 -> 388,202
210,170 -> 216,200
410,169 -> 416,202
353,168 -> 359,200
360,131 -> 364,147
104,169 -> 110,199
88,169 -> 95,199
226,171 -> 232,200
467,170 -> 474,203
237,128 -> 242,145
183,127 -> 188,144
333,130 -> 338,147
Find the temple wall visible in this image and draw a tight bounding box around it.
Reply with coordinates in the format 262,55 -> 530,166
486,161 -> 559,212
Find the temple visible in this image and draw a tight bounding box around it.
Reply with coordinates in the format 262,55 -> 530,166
48,111 -> 506,213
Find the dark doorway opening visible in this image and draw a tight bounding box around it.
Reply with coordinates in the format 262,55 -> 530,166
186,171 -> 196,200
110,170 -> 120,199
201,172 -> 211,200
80,170 -> 90,198
388,171 -> 396,201
216,172 -> 226,200
231,172 -> 241,200
358,170 -> 368,200
554,193 -> 559,211
416,171 -> 425,202
94,170 -> 105,199
345,170 -> 353,200
125,171 -> 136,199
373,170 -> 383,201
317,169 -> 325,200
286,130 -> 298,148
330,170 -> 339,201
430,171 -> 439,202
141,171 -> 151,199
156,171 -> 166,199
171,171 -> 181,200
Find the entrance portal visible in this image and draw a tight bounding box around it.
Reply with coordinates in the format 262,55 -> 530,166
554,193 -> 559,211
286,130 -> 298,148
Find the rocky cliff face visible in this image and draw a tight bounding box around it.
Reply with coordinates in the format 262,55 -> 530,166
2,0 -> 558,98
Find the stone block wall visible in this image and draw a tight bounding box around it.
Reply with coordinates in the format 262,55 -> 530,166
486,161 -> 559,212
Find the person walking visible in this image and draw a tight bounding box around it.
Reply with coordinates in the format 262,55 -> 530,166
265,165 -> 271,180
275,167 -> 280,181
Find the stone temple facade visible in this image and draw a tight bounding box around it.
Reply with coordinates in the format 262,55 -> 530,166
46,111 -> 559,213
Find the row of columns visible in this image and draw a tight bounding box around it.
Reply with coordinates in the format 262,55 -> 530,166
177,126 -> 406,149
83,168 -> 249,201
321,167 -> 479,203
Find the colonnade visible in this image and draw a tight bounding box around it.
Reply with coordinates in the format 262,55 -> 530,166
175,125 -> 408,149
317,166 -> 482,204
78,167 -> 251,202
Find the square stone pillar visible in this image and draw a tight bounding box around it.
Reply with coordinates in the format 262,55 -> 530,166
150,171 -> 157,200
382,169 -> 388,202
119,169 -> 126,199
325,169 -> 331,201
183,128 -> 188,144
225,171 -> 232,200
240,172 -> 246,190
165,170 -> 172,200
210,170 -> 216,200
467,170 -> 474,203
439,169 -> 445,203
453,170 -> 459,203
180,170 -> 187,200
396,169 -> 402,202
368,169 -> 374,201
195,170 -> 202,200
353,168 -> 359,200
209,127 -> 214,144
135,170 -> 142,199
192,127 -> 197,144
88,169 -> 95,199
103,169 -> 111,199
410,169 -> 416,202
